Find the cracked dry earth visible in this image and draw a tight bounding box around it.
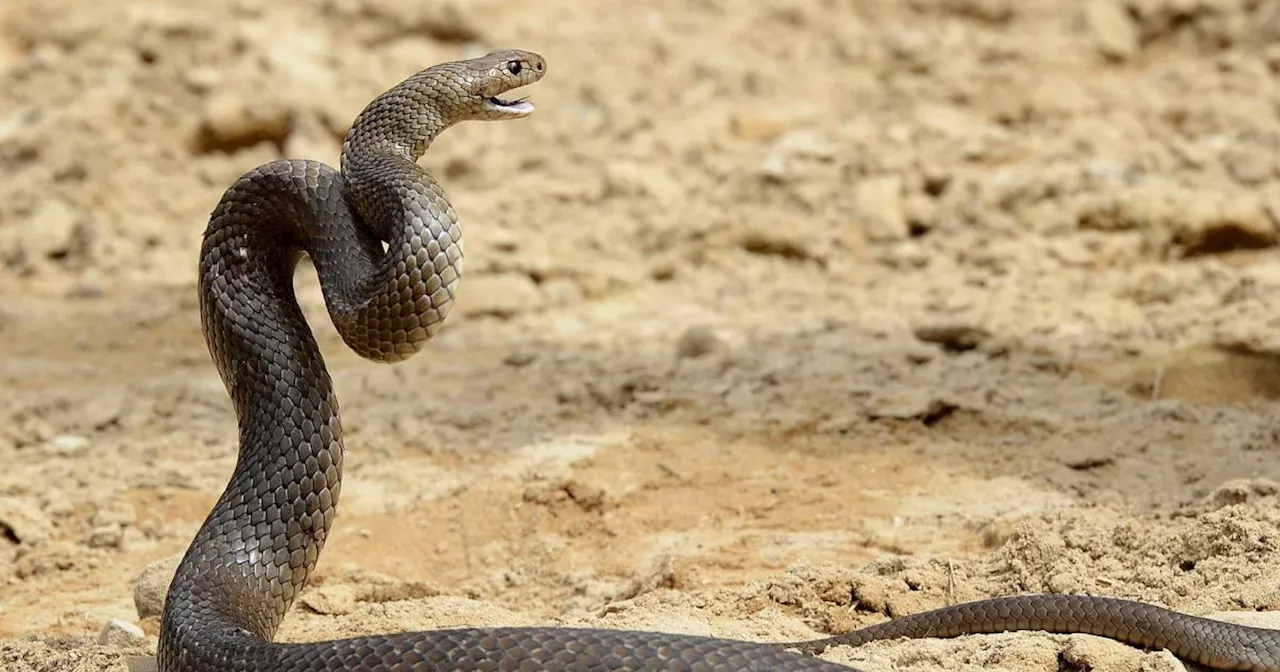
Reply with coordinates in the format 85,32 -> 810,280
4,0 -> 1280,671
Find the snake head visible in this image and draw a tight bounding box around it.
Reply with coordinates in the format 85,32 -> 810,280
459,49 -> 547,120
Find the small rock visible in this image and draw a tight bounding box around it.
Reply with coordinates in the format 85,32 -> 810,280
951,0 -> 1015,24
384,2 -> 480,43
603,161 -> 685,205
852,579 -> 892,613
43,491 -> 75,519
675,325 -> 723,359
738,227 -> 815,260
854,176 -> 908,242
730,113 -> 793,142
1060,631 -> 1148,670
754,153 -> 791,183
648,260 -> 677,282
195,89 -> 292,153
903,193 -> 937,235
0,497 -> 54,545
0,199 -> 88,269
1047,238 -> 1096,268
14,541 -> 78,578
503,350 -> 538,367
563,479 -> 607,512
1174,191 -> 1276,256
1061,446 -> 1116,471
98,618 -> 146,647
182,67 -> 221,93
82,394 -> 128,431
482,227 -> 521,253
1083,0 -> 1138,62
876,241 -> 932,269
48,434 -> 89,457
92,496 -> 138,529
458,273 -> 543,319
134,555 -> 182,620
86,525 -> 124,549
868,391 -> 958,422
772,129 -> 837,161
914,322 -> 993,352
1077,181 -> 1277,256
881,28 -> 931,70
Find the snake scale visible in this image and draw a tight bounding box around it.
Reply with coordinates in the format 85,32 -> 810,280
155,48 -> 1280,671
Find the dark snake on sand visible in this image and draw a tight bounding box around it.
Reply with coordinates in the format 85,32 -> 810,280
157,48 -> 1280,671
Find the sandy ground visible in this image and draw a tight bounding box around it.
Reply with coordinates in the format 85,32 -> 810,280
3,0 -> 1280,670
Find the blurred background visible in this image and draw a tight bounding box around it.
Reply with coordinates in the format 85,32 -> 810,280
2,1 -> 1280,670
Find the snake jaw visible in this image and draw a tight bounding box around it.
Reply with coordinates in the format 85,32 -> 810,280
483,95 -> 534,117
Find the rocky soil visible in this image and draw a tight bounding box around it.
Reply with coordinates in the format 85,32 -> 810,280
2,0 -> 1280,670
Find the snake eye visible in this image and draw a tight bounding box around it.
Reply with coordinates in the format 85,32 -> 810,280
507,60 -> 522,76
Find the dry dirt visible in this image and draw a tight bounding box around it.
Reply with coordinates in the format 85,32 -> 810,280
3,0 -> 1280,670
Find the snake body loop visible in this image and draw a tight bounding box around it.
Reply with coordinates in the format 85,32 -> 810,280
157,49 -> 1280,671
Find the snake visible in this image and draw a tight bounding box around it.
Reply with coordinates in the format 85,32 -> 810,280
154,48 -> 1280,671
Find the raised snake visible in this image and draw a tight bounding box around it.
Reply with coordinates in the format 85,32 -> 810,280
156,48 -> 1280,671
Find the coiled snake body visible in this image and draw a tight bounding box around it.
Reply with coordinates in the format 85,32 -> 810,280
158,49 -> 1280,671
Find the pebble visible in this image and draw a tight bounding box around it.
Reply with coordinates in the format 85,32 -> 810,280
0,497 -> 53,545
1076,181 -> 1277,255
1083,0 -> 1138,62
392,3 -> 480,43
182,66 -> 221,93
0,199 -> 85,269
134,554 -> 182,620
675,325 -> 724,359
855,176 -> 909,242
195,89 -> 292,153
954,0 -> 1016,24
738,226 -> 816,261
754,153 -> 791,183
603,160 -> 685,205
867,391 -> 958,422
503,350 -> 538,367
914,322 -> 993,352
730,113 -> 792,142
98,618 -> 146,647
48,434 -> 90,457
86,524 -> 125,549
1174,191 -> 1276,256
772,129 -> 837,161
81,394 -> 128,432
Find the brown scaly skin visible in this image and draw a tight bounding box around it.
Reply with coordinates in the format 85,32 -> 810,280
159,48 -> 1280,671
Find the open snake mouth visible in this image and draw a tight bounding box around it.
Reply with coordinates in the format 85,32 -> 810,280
484,94 -> 534,115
